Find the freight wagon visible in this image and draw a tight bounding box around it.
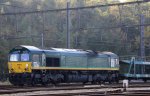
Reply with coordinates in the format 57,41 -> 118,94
119,60 -> 150,82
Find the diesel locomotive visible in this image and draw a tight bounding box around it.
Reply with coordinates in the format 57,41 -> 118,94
8,45 -> 119,86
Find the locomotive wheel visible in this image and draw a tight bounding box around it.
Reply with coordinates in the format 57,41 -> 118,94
51,79 -> 57,86
9,77 -> 18,86
82,81 -> 88,85
10,82 -> 18,86
18,83 -> 24,86
41,79 -> 48,86
56,78 -> 62,84
108,81 -> 112,84
143,79 -> 147,83
41,82 -> 48,86
115,79 -> 119,84
31,81 -> 35,86
91,81 -> 97,84
98,81 -> 103,85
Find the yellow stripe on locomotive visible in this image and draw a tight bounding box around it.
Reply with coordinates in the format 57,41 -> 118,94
32,67 -> 119,71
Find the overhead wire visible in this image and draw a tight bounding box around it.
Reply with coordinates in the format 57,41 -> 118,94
0,0 -> 149,15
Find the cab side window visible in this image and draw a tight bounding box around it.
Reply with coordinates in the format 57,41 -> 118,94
32,54 -> 40,67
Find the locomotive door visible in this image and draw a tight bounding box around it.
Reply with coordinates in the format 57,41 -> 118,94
32,54 -> 41,67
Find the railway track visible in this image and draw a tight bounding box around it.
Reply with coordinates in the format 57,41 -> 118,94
0,82 -> 150,96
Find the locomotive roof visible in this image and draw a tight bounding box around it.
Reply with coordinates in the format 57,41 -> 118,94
9,45 -> 42,53
120,60 -> 150,65
44,48 -> 118,57
20,45 -> 42,51
43,49 -> 89,56
9,45 -> 118,57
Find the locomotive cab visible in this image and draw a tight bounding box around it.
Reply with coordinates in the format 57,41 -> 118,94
8,48 -> 31,73
8,45 -> 45,85
8,45 -> 44,73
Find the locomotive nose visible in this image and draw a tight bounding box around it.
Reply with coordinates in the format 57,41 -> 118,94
8,62 -> 32,73
17,64 -> 22,72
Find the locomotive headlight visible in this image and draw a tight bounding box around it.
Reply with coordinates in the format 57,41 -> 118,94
26,64 -> 29,68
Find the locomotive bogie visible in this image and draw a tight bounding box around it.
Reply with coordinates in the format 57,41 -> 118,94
9,69 -> 119,86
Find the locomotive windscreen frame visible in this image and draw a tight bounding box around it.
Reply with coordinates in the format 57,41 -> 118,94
46,57 -> 60,67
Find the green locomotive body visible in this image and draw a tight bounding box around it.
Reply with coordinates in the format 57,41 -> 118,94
43,48 -> 119,69
8,45 -> 119,86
